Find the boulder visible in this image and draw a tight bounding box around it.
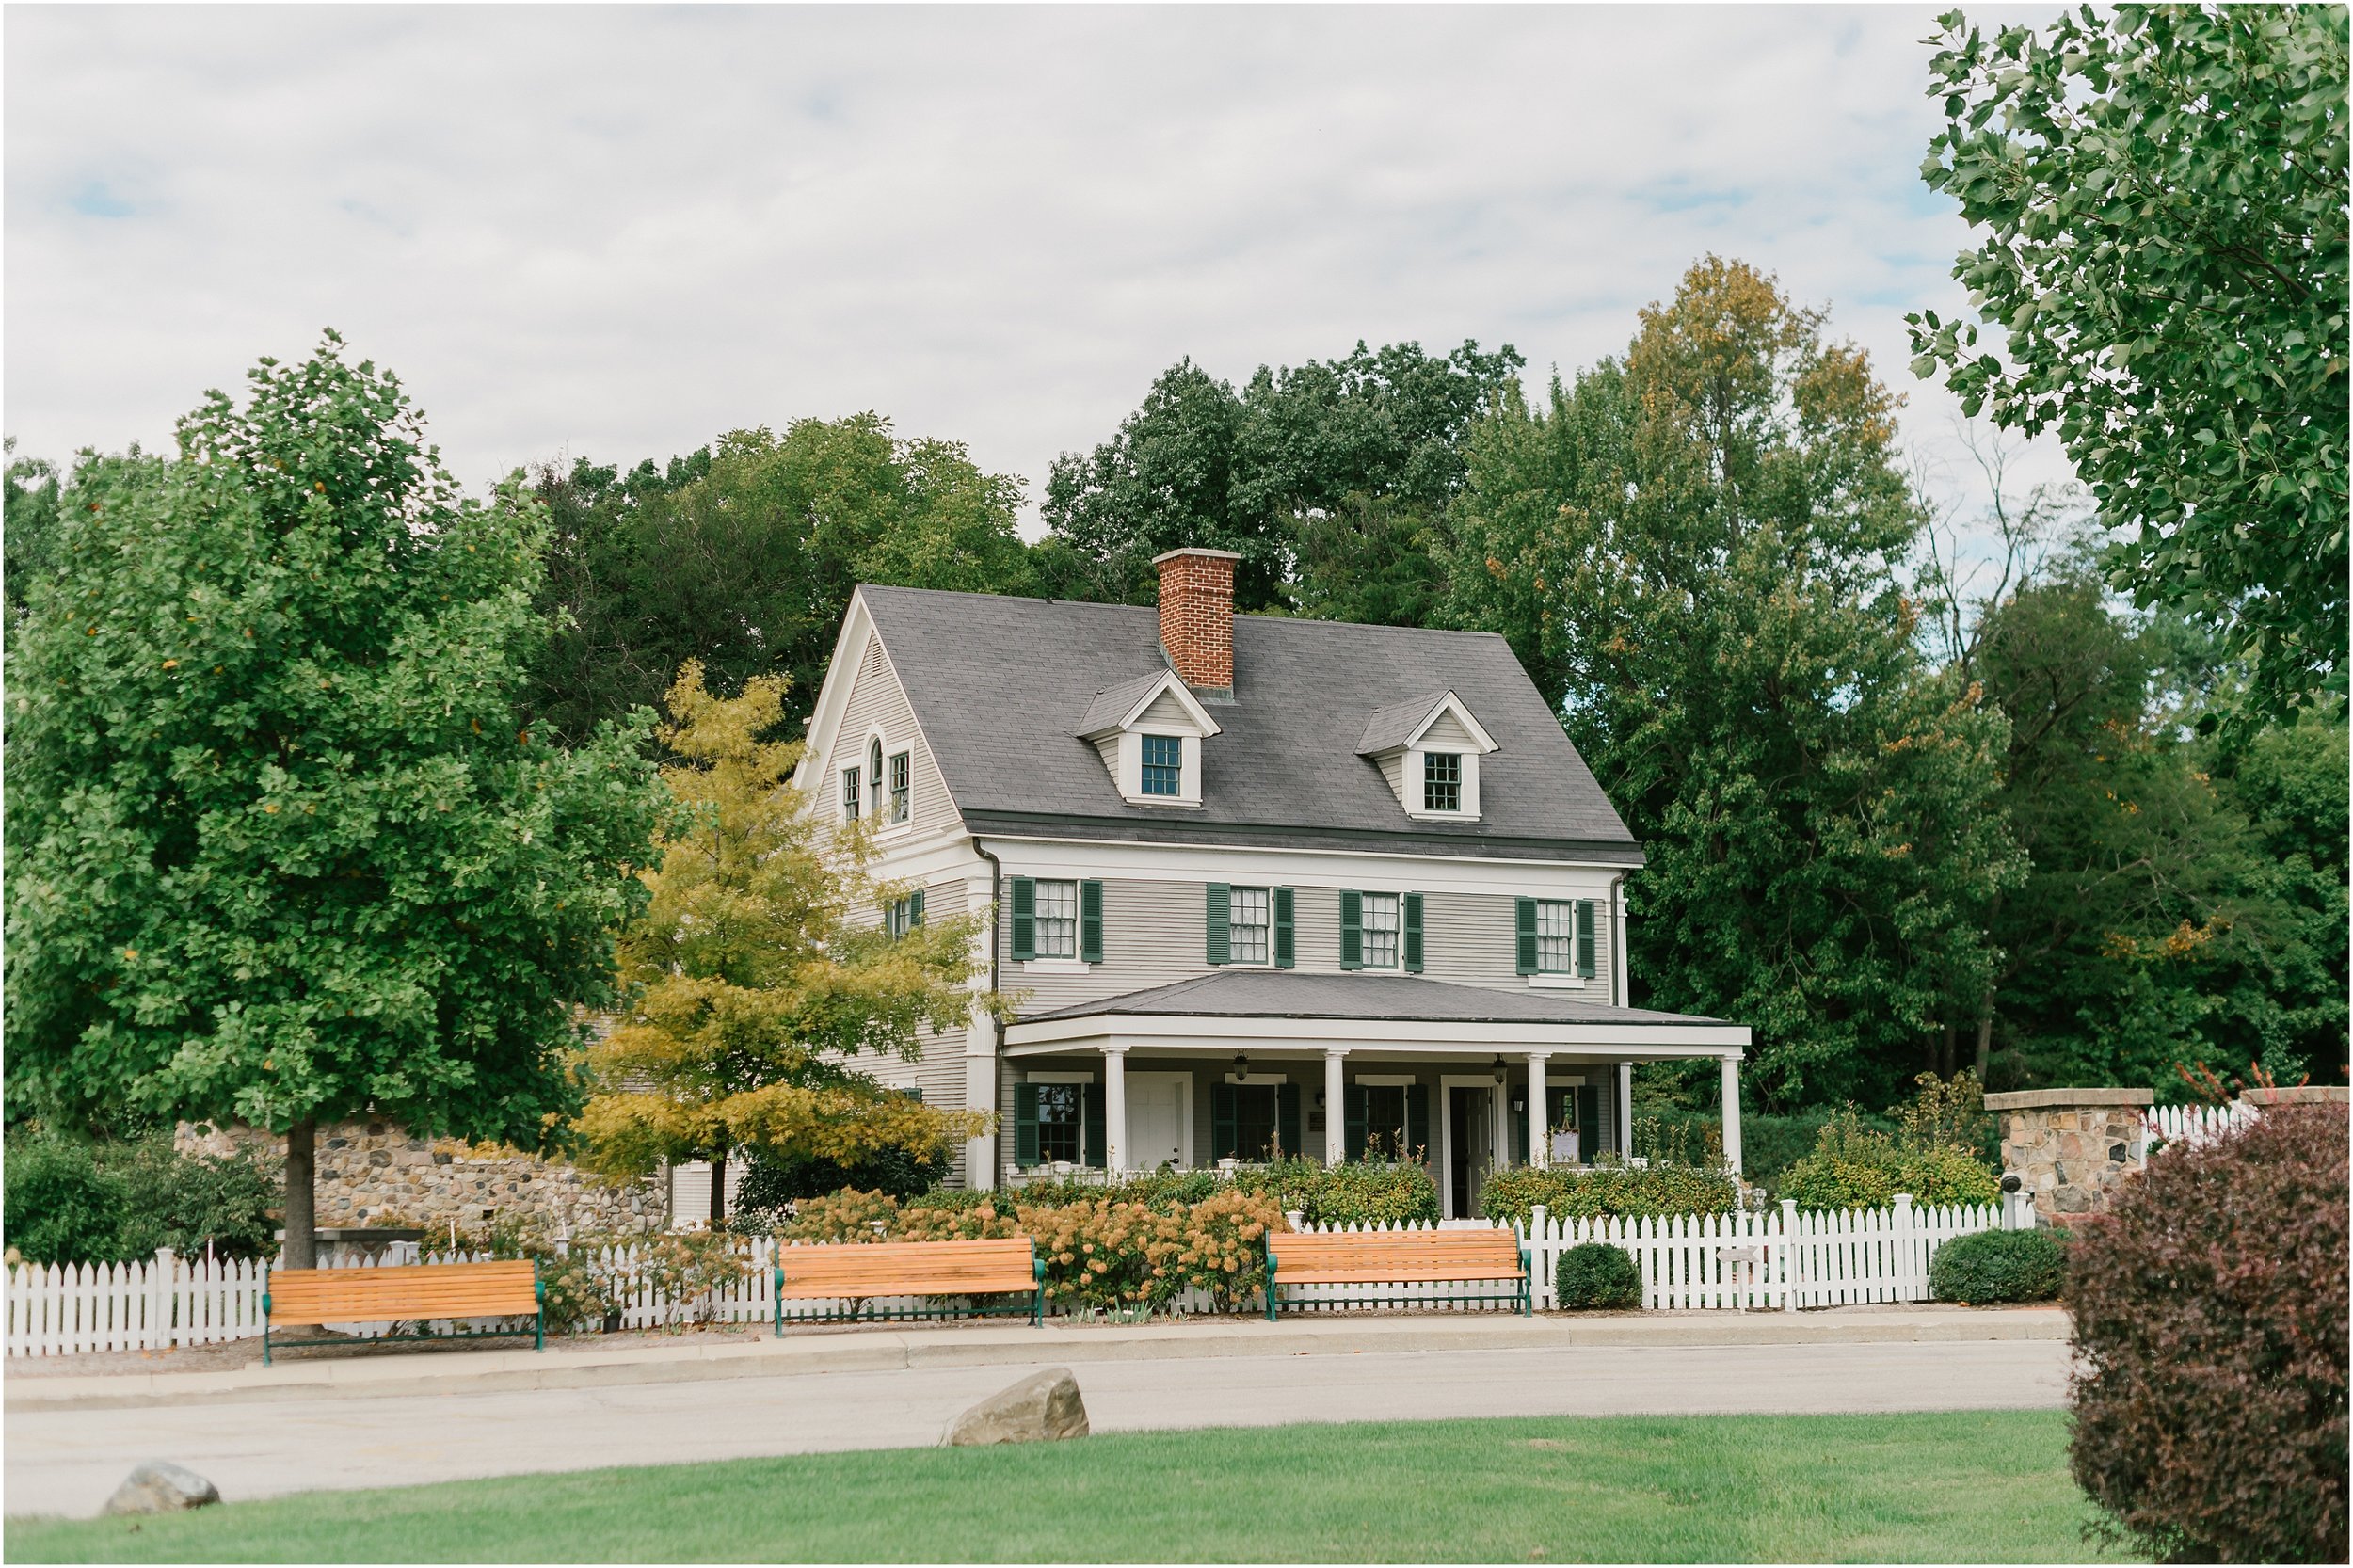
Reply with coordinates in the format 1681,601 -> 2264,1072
102,1462 -> 220,1516
942,1368 -> 1089,1446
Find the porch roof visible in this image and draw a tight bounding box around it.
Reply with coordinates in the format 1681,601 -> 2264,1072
1003,970 -> 1748,1058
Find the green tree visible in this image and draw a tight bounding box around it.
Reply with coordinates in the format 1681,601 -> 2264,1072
5,437 -> 66,620
1907,5 -> 2350,727
1041,339 -> 1523,616
1447,257 -> 2024,1109
575,663 -> 990,1219
526,417 -> 1032,745
3,333 -> 669,1266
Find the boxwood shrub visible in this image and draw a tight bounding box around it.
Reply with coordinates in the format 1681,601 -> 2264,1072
1929,1227 -> 2066,1304
2068,1103 -> 2347,1563
1554,1242 -> 1641,1310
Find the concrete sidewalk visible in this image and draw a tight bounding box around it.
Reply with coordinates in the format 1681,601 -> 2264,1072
5,1305 -> 2067,1412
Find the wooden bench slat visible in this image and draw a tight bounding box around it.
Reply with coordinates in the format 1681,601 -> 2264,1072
1267,1230 -> 1529,1319
773,1240 -> 1042,1322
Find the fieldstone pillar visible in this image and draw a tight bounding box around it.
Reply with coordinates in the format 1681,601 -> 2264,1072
1984,1088 -> 2153,1221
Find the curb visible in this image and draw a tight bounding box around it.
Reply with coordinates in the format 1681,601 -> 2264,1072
6,1308 -> 2069,1413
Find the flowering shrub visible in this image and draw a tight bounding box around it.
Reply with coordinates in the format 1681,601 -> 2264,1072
2069,1104 -> 2347,1562
776,1187 -> 1284,1313
1005,1160 -> 1435,1226
1480,1161 -> 1739,1224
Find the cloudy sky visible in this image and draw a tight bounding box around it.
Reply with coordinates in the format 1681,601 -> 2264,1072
6,4 -> 2072,536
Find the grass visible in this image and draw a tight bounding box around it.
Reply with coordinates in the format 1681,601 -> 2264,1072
5,1409 -> 2132,1564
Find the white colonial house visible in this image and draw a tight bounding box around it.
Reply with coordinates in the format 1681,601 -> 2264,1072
791,547 -> 1750,1216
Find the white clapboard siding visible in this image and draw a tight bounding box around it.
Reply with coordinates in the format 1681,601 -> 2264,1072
1515,1197 -> 2003,1311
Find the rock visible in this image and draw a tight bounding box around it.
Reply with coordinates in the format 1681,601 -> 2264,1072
102,1463 -> 219,1516
942,1368 -> 1089,1446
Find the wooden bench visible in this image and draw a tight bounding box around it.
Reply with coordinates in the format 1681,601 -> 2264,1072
773,1238 -> 1045,1332
262,1260 -> 544,1364
1263,1228 -> 1531,1320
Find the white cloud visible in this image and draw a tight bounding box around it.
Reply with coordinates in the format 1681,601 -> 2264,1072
5,3 -> 2075,543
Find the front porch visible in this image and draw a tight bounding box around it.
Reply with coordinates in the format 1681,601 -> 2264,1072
998,970 -> 1750,1214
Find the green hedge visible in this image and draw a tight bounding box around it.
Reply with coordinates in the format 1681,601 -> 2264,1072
992,1159 -> 1439,1228
3,1131 -> 280,1266
1555,1242 -> 1642,1309
1777,1112 -> 2000,1210
1480,1162 -> 1739,1225
1929,1228 -> 2067,1304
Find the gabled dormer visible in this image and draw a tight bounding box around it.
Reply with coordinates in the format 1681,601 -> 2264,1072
1077,669 -> 1223,808
1357,690 -> 1499,822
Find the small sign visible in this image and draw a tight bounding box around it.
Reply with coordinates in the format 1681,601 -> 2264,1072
1550,1129 -> 1580,1164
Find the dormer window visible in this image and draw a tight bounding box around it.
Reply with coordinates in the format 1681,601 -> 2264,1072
1423,753 -> 1462,813
1140,735 -> 1182,796
888,750 -> 911,824
1357,690 -> 1499,822
1075,670 -> 1223,808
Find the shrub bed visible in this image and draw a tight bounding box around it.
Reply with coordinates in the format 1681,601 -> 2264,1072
779,1188 -> 1284,1314
1775,1111 -> 1998,1210
1554,1242 -> 1641,1309
1479,1162 -> 1738,1225
2067,1103 -> 2347,1563
1004,1159 -> 1438,1228
1929,1228 -> 2066,1304
2,1130 -> 280,1265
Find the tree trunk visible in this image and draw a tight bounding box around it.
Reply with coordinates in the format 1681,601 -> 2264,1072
710,1149 -> 727,1227
1938,1023 -> 1958,1080
283,1119 -> 317,1269
1974,1005 -> 1994,1081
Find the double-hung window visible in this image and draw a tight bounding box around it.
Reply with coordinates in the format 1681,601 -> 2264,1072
1423,752 -> 1463,812
1359,1084 -> 1409,1159
888,751 -> 911,824
1360,892 -> 1401,968
885,892 -> 923,937
1032,879 -> 1079,959
1034,1082 -> 1082,1163
840,767 -> 861,821
1227,887 -> 1271,964
1536,899 -> 1577,974
866,739 -> 885,818
1140,734 -> 1181,796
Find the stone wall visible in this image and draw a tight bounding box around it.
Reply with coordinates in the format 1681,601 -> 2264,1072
1984,1088 -> 2153,1220
176,1119 -> 669,1239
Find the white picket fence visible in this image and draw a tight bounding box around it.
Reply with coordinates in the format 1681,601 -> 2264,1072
11,1251 -> 273,1358
1515,1196 -> 2002,1311
2144,1100 -> 2257,1151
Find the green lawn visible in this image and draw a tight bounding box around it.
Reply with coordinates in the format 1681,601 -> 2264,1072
6,1409 -> 2131,1564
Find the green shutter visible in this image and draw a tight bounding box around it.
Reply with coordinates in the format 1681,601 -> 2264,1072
1083,1081 -> 1107,1169
1406,1083 -> 1432,1160
1272,887 -> 1294,968
1343,1084 -> 1368,1163
1577,1084 -> 1599,1164
1576,898 -> 1596,978
1277,1082 -> 1302,1160
1515,897 -> 1538,975
1206,884 -> 1230,966
1014,1081 -> 1041,1165
1339,889 -> 1363,970
1010,877 -> 1035,962
1080,880 -> 1103,964
1211,1080 -> 1238,1160
1402,892 -> 1424,972
909,888 -> 924,928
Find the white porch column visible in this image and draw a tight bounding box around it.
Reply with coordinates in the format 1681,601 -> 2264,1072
964,1001 -> 1000,1192
1324,1049 -> 1348,1165
1721,1053 -> 1744,1177
1102,1045 -> 1128,1176
1527,1052 -> 1550,1168
1616,1062 -> 1634,1158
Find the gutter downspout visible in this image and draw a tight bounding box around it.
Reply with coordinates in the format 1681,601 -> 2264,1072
1609,871 -> 1632,1159
971,840 -> 1004,1191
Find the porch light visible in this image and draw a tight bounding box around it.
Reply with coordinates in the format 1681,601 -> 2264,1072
1233,1052 -> 1251,1079
1491,1054 -> 1508,1085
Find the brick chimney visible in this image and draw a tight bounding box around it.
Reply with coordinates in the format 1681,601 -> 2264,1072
1154,547 -> 1240,693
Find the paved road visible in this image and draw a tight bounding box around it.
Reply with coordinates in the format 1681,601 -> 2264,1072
5,1339 -> 2069,1518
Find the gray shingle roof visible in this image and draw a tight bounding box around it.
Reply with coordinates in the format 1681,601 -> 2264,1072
1355,690 -> 1455,755
858,585 -> 1638,861
1021,970 -> 1724,1027
1075,671 -> 1175,739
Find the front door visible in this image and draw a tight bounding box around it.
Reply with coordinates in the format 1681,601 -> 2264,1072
1126,1073 -> 1190,1171
1448,1084 -> 1494,1218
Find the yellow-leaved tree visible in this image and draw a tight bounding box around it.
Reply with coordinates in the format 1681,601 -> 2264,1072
576,662 -> 991,1220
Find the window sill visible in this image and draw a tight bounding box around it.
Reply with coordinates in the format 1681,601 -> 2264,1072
1402,809 -> 1481,824
1120,796 -> 1203,808
1023,957 -> 1092,974
1527,974 -> 1590,990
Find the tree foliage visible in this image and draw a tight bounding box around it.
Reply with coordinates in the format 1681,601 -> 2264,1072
575,663 -> 990,1213
1907,4 -> 2350,726
528,416 -> 1032,745
1448,257 -> 2024,1108
1039,339 -> 1523,616
5,336 -> 666,1175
